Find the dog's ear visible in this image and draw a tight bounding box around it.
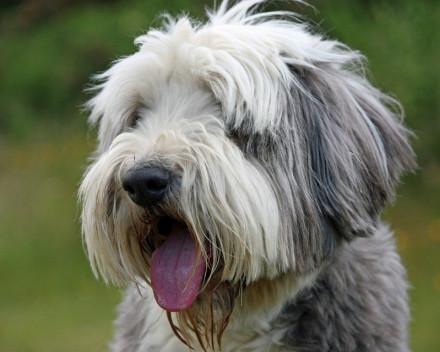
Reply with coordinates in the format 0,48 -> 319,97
200,2 -> 415,243
289,62 -> 416,240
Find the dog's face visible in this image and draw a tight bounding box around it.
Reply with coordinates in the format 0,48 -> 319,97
80,0 -> 415,348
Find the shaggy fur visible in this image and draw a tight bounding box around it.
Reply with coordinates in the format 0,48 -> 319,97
79,1 -> 415,351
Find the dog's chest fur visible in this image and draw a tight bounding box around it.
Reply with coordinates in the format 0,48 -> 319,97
112,285 -> 292,352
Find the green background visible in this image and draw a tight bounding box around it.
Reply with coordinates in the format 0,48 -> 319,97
0,0 -> 439,351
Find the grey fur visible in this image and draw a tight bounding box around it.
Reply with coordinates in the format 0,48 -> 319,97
236,58 -> 415,276
111,287 -> 146,352
277,225 -> 409,351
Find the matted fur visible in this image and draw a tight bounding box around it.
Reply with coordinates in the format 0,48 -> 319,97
80,1 -> 415,351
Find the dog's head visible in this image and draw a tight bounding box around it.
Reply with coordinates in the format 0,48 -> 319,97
80,0 -> 415,348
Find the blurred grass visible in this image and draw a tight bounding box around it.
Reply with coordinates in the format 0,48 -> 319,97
0,131 -> 121,351
0,0 -> 439,351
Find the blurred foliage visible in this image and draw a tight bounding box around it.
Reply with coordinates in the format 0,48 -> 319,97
0,0 -> 206,139
308,0 -> 440,190
0,0 -> 438,351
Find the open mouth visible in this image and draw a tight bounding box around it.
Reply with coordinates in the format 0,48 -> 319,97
150,216 -> 207,312
157,216 -> 174,237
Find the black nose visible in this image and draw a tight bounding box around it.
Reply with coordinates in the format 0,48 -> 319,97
122,166 -> 170,206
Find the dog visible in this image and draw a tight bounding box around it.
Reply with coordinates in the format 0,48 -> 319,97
79,1 -> 416,351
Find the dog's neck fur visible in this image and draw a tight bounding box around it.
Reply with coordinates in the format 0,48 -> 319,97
230,272 -> 318,328
221,272 -> 319,351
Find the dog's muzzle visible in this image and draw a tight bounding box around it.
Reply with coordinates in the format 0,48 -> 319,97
122,166 -> 170,207
121,165 -> 207,312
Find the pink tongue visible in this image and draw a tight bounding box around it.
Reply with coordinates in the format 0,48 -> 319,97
150,221 -> 206,312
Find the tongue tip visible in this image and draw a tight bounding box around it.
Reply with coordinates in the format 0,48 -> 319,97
154,293 -> 196,312
151,255 -> 207,312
